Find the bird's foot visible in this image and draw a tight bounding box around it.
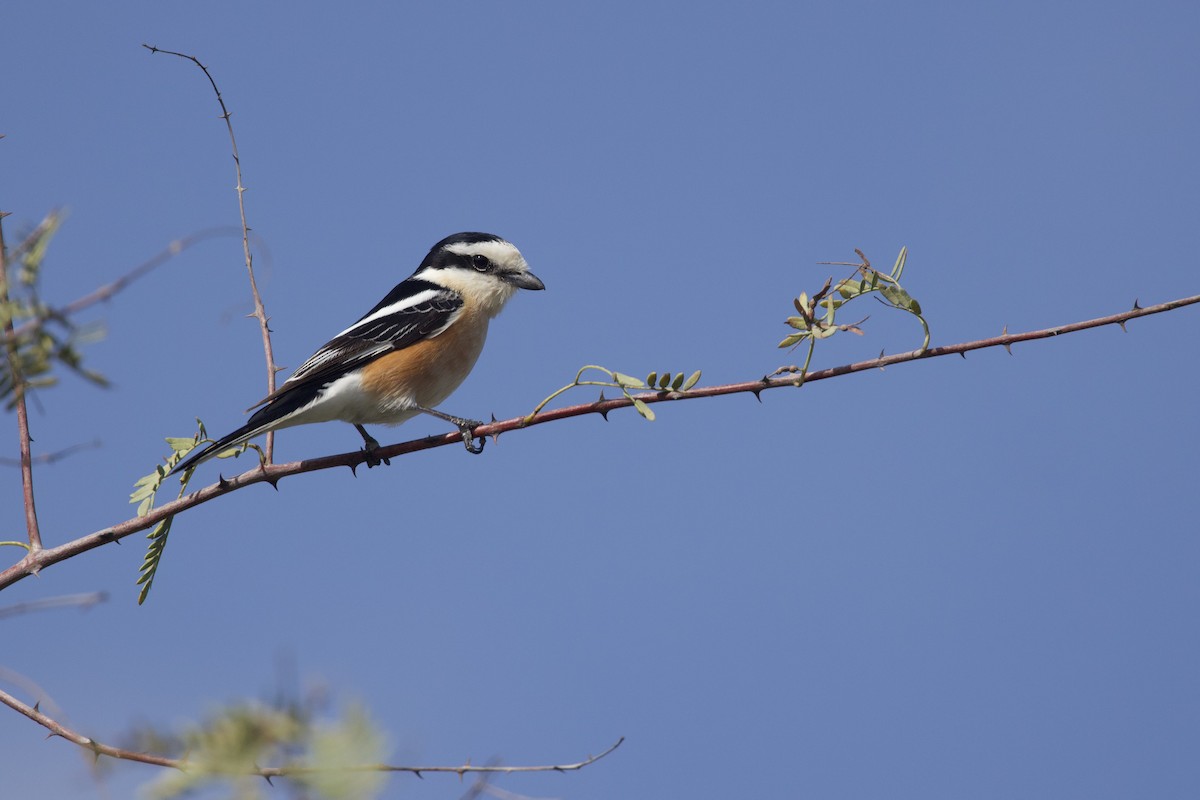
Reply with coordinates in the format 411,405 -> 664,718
415,407 -> 486,455
449,416 -> 485,455
362,444 -> 391,468
355,425 -> 391,468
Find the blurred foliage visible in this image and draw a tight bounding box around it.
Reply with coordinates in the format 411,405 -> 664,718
1,210 -> 108,408
125,680 -> 388,800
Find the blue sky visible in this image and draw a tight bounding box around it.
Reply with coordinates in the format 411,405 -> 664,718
3,2 -> 1198,798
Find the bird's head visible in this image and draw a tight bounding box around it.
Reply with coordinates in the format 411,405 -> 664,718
415,232 -> 544,316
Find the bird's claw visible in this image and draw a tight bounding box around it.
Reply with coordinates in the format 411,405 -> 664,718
452,418 -> 485,455
363,448 -> 391,468
359,432 -> 391,468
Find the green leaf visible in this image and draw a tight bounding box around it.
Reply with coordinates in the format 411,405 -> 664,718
880,284 -> 922,314
632,398 -> 656,420
645,371 -> 658,387
812,324 -> 840,339
658,373 -> 671,389
682,370 -> 701,390
165,437 -> 197,453
779,332 -> 808,348
613,372 -> 646,389
132,472 -> 158,489
836,279 -> 863,299
786,315 -> 809,330
891,245 -> 908,280
137,516 -> 174,605
671,372 -> 685,390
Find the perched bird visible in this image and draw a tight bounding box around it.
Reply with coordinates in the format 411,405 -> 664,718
172,232 -> 544,474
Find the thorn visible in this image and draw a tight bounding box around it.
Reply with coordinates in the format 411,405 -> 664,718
1118,321 -> 1127,332
265,477 -> 280,490
349,463 -> 358,477
751,388 -> 762,403
599,406 -> 610,421
33,701 -> 39,713
1004,342 -> 1013,355
1132,298 -> 1141,310
959,351 -> 967,359
263,775 -> 274,786
414,770 -> 424,780
218,476 -> 231,491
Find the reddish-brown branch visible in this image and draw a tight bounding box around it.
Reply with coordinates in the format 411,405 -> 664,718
0,684 -> 622,778
0,214 -> 43,554
144,45 -> 278,462
0,290 -> 1196,592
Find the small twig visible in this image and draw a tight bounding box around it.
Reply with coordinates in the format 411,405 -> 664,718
0,439 -> 101,468
3,227 -> 244,347
144,44 -> 277,463
0,683 -> 623,778
0,213 -> 43,554
0,291 -> 1196,592
0,591 -> 107,620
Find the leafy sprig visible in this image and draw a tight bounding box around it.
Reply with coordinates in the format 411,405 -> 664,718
776,247 -> 928,384
131,421 -> 257,604
1,211 -> 108,408
527,365 -> 701,423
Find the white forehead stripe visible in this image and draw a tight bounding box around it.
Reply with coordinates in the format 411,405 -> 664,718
445,239 -> 525,266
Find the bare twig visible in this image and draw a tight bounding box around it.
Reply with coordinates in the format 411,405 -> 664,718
0,213 -> 43,554
0,291 -> 1196,592
3,226 -> 245,347
0,684 -> 622,778
0,439 -> 101,468
144,45 -> 278,463
0,591 -> 107,620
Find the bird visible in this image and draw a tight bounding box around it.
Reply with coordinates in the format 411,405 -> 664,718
171,232 -> 544,474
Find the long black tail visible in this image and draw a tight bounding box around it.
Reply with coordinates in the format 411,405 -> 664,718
170,420 -> 266,475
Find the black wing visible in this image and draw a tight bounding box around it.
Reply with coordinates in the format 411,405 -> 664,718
246,281 -> 463,418
172,279 -> 463,474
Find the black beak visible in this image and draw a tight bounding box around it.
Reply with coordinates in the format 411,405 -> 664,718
505,270 -> 545,291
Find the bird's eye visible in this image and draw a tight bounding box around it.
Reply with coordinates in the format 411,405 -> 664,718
471,254 -> 491,272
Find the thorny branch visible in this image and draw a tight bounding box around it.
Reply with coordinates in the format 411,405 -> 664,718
0,685 -> 623,779
0,290 -> 1195,592
0,214 -> 43,554
144,44 -> 278,463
